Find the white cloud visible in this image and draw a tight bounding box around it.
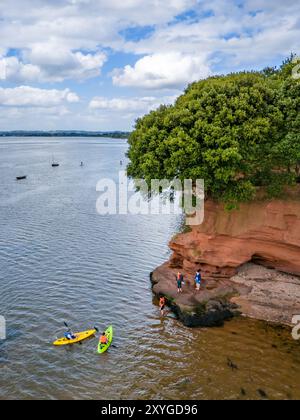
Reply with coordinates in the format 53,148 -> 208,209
0,47 -> 106,83
113,52 -> 211,89
0,0 -> 300,130
0,104 -> 131,131
25,44 -> 106,82
0,106 -> 71,118
0,86 -> 79,107
0,105 -> 77,131
0,1 -> 197,52
117,0 -> 300,82
0,0 -> 197,84
0,56 -> 41,83
87,94 -> 178,130
89,95 -> 177,112
0,0 -> 299,87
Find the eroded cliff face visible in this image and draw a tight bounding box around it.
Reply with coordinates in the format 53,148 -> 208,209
169,197 -> 300,279
152,193 -> 300,327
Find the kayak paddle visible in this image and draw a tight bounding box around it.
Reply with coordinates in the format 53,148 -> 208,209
64,321 -> 71,332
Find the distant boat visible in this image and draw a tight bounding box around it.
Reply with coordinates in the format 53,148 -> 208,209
80,161 -> 84,167
51,156 -> 59,167
16,176 -> 27,181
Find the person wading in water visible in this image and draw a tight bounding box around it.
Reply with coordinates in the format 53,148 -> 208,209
159,296 -> 166,316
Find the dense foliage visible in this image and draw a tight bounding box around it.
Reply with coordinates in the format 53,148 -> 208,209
127,57 -> 300,204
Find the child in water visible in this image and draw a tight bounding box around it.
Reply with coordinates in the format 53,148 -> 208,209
159,296 -> 166,316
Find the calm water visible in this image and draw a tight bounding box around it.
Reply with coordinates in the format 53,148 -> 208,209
0,137 -> 300,400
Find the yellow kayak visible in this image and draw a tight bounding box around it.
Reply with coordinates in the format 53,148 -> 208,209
53,329 -> 96,346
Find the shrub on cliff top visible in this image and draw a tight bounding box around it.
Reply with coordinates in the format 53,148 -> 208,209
127,57 -> 300,205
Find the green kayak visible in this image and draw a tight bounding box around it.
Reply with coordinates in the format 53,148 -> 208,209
97,326 -> 113,354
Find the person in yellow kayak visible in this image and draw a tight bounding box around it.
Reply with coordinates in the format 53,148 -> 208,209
64,330 -> 76,340
99,332 -> 108,346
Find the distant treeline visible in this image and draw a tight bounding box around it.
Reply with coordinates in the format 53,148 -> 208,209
0,131 -> 131,139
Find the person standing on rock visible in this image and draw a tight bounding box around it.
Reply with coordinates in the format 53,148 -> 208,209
195,270 -> 202,291
176,272 -> 184,293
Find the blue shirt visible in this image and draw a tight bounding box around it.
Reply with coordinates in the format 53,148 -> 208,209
195,273 -> 201,283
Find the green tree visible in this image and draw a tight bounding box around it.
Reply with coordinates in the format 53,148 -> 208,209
127,58 -> 300,205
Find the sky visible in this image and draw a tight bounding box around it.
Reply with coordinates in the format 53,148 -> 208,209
0,0 -> 299,131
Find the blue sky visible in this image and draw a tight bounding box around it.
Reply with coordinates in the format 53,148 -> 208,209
0,0 -> 299,131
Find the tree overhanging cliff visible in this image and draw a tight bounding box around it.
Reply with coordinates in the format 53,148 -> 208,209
127,56 -> 300,206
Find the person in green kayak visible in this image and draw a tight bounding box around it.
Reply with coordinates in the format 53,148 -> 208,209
99,332 -> 108,346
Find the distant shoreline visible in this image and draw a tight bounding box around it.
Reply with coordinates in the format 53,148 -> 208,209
0,131 -> 131,139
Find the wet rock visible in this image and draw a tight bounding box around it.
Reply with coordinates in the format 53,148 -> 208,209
151,197 -> 300,327
175,378 -> 192,388
151,266 -> 241,328
257,389 -> 268,399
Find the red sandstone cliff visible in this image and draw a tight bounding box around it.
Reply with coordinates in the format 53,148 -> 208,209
152,192 -> 300,326
169,197 -> 300,279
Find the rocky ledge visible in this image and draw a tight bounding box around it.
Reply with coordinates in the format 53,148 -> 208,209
152,193 -> 300,327
151,263 -> 242,327
152,262 -> 300,327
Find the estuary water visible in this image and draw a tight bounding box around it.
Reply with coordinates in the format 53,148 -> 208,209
0,137 -> 299,400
